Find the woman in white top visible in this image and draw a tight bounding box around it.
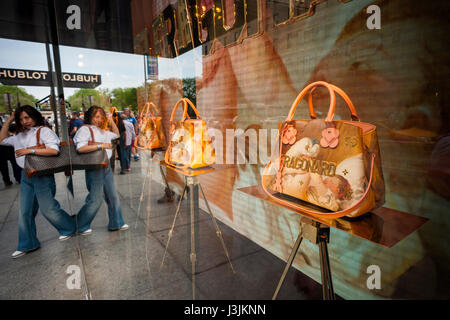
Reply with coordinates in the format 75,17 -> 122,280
73,106 -> 128,234
0,106 -> 76,259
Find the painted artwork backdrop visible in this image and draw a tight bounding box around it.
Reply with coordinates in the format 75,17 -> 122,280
135,0 -> 450,299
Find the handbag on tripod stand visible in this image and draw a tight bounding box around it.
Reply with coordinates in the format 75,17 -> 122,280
262,81 -> 385,219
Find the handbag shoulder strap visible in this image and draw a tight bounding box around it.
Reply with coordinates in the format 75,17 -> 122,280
79,125 -> 97,145
27,126 -> 46,149
36,126 -> 45,147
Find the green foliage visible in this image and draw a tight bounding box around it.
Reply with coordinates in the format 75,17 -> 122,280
111,87 -> 137,112
66,87 -> 138,112
0,85 -> 141,114
0,85 -> 37,113
66,88 -> 106,111
182,78 -> 196,105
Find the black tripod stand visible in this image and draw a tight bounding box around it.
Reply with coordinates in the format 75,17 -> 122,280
272,217 -> 335,300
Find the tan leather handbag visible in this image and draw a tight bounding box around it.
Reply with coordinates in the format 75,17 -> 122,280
262,81 -> 385,219
135,102 -> 166,150
165,98 -> 215,169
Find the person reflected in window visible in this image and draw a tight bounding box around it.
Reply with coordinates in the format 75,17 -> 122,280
123,107 -> 140,161
69,111 -> 84,140
117,114 -> 135,174
0,122 -> 22,186
73,106 -> 128,235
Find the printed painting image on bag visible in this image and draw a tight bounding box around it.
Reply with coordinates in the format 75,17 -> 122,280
135,102 -> 166,150
165,98 -> 215,169
262,81 -> 385,219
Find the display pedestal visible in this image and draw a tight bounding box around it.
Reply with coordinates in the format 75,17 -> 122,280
238,185 -> 429,300
157,160 -> 235,300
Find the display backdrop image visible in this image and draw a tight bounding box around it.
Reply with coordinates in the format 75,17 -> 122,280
137,0 -> 450,299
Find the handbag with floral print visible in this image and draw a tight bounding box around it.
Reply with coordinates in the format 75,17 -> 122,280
165,98 -> 215,169
134,102 -> 166,150
262,81 -> 385,219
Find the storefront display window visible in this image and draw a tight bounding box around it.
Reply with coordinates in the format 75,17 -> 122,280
0,0 -> 448,301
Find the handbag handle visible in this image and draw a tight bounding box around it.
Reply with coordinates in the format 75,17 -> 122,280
169,98 -> 202,121
182,98 -> 202,120
308,84 -> 360,121
262,153 -> 376,219
170,98 -> 188,122
142,102 -> 161,117
287,81 -> 336,122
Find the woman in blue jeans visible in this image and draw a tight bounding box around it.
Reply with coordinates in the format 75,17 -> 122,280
74,106 -> 128,234
0,106 -> 76,259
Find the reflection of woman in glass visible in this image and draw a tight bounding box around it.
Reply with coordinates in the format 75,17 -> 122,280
74,106 -> 128,234
0,106 -> 76,259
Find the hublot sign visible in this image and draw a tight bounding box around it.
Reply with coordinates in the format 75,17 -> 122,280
0,68 -> 101,88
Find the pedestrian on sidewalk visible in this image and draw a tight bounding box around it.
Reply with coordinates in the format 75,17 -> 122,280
123,107 -> 140,161
117,114 -> 135,174
68,111 -> 84,140
0,123 -> 22,186
73,106 -> 128,235
0,106 -> 76,259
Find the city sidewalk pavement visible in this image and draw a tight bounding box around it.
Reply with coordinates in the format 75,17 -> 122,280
0,153 -> 323,300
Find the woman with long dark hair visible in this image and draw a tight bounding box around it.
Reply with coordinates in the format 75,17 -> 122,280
74,106 -> 128,234
0,105 -> 76,258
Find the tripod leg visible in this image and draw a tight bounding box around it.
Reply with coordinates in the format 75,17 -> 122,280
319,240 -> 329,300
159,165 -> 174,201
272,232 -> 303,300
160,184 -> 187,270
199,184 -> 235,274
323,237 -> 335,299
319,234 -> 335,300
189,181 -> 197,300
134,164 -> 151,228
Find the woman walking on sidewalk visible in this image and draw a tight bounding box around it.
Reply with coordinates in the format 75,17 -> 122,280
73,106 -> 128,235
0,106 -> 76,259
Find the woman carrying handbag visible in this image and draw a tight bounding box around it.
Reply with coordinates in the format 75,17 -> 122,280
73,106 -> 128,234
0,105 -> 76,259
